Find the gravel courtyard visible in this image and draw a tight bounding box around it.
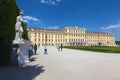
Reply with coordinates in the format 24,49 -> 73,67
34,46 -> 120,80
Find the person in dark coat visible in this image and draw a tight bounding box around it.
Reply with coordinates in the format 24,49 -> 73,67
34,43 -> 37,55
44,46 -> 47,54
60,44 -> 63,51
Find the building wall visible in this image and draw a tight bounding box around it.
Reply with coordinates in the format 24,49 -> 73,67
28,27 -> 116,46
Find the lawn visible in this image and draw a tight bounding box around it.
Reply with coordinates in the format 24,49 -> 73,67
64,46 -> 120,53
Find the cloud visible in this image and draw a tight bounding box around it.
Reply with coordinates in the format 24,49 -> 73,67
100,21 -> 120,41
23,20 -> 29,23
117,20 -> 120,23
101,23 -> 120,30
40,0 -> 62,5
47,26 -> 59,29
23,16 -> 39,23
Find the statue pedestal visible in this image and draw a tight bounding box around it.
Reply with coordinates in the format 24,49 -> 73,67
11,44 -> 19,66
18,43 -> 30,66
13,39 -> 25,44
11,40 -> 30,66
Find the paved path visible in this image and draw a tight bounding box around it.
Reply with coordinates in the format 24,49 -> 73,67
0,46 -> 120,80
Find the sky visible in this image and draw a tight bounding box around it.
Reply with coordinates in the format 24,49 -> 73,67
16,0 -> 120,41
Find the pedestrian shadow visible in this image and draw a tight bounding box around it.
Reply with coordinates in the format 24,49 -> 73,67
0,64 -> 45,80
29,57 -> 37,62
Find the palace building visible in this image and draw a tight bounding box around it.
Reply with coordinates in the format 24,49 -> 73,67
27,27 -> 116,46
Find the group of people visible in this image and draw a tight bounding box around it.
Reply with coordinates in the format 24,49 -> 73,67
57,44 -> 63,51
31,43 -> 63,56
31,43 -> 47,55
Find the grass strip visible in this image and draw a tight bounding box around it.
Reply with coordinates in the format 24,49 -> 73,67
64,46 -> 120,53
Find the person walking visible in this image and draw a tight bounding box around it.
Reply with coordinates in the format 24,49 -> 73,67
44,46 -> 47,54
34,43 -> 37,55
60,44 -> 63,51
57,44 -> 60,51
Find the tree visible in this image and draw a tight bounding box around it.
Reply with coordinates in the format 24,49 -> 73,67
98,42 -> 102,46
22,22 -> 28,40
115,41 -> 120,45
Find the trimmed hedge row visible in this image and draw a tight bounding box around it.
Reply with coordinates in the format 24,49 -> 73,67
0,0 -> 19,67
64,46 -> 120,53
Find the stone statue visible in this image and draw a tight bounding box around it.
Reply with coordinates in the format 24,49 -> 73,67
14,11 -> 24,42
11,11 -> 30,66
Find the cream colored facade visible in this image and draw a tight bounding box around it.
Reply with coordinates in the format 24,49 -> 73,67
28,27 -> 116,46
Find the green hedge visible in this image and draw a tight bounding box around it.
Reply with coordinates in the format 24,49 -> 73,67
0,0 -> 19,67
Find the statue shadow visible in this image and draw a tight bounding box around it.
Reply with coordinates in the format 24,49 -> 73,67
0,64 -> 45,80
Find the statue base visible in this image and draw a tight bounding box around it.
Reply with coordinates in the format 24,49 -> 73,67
18,43 -> 30,66
11,44 -> 19,66
11,39 -> 30,66
13,39 -> 25,44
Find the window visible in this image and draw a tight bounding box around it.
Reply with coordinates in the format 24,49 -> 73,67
49,35 -> 50,38
35,33 -> 37,37
52,35 -> 53,38
34,38 -> 36,41
38,39 -> 40,41
42,33 -> 44,37
39,33 -> 40,37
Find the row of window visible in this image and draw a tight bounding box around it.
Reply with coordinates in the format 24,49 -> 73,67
34,33 -> 64,37
34,36 -> 65,38
33,38 -> 113,42
34,39 -> 64,42
66,29 -> 85,33
69,39 -> 84,42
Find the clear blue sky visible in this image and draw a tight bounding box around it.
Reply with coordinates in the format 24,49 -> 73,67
16,0 -> 120,41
